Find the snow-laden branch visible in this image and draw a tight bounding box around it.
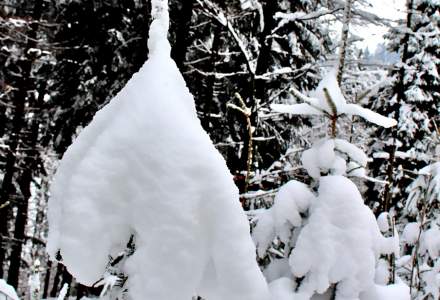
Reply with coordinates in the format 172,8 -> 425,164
272,7 -> 344,33
196,0 -> 256,75
184,67 -> 249,78
271,71 -> 397,128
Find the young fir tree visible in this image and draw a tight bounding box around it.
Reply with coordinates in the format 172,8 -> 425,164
253,67 -> 407,299
399,162 -> 440,299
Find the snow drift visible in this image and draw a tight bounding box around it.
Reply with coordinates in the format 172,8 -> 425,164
47,3 -> 269,299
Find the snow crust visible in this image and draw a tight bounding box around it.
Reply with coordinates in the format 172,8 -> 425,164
47,12 -> 269,300
0,279 -> 19,300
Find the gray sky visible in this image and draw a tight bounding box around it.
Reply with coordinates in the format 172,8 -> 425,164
354,0 -> 406,51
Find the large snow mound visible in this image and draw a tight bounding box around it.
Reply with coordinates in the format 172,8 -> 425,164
47,17 -> 269,300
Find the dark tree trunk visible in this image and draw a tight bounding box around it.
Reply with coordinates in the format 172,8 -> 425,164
76,283 -> 87,300
239,0 -> 278,181
60,268 -> 73,297
4,0 -> 44,286
202,24 -> 221,130
7,139 -> 39,286
0,2 -> 41,279
7,179 -> 30,288
254,0 -> 278,103
382,0 -> 415,212
50,263 -> 64,298
42,260 -> 52,299
170,0 -> 194,71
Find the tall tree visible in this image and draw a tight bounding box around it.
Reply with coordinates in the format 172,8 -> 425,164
0,0 -> 53,285
367,0 -> 439,212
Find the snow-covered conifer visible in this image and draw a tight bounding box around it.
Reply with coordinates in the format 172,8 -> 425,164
398,162 -> 440,299
46,1 -> 269,299
254,66 -> 408,299
367,0 -> 440,210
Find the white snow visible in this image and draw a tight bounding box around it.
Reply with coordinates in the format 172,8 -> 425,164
309,69 -> 346,114
402,222 -> 420,245
334,139 -> 371,167
374,258 -> 390,285
253,210 -> 276,258
372,152 -> 389,159
300,138 -> 371,179
406,162 -> 440,216
377,212 -> 390,233
271,103 -> 323,115
273,180 -> 315,229
57,284 -> 68,300
47,3 -> 269,300
252,180 -> 315,257
263,259 -> 292,283
301,139 -> 339,179
421,223 -> 440,260
288,176 -> 392,299
347,161 -> 371,180
271,71 -> 397,128
359,279 -> 410,300
268,277 -> 296,300
421,260 -> 440,300
0,279 -> 19,300
344,104 -> 397,128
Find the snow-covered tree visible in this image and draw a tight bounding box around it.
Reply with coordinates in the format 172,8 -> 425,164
47,1 -> 269,300
367,0 -> 440,211
184,0 -> 334,185
398,162 -> 440,299
0,0 -> 56,290
253,67 -> 408,299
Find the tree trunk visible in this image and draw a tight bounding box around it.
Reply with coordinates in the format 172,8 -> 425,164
382,0 -> 415,211
50,263 -> 64,298
60,268 -> 73,297
42,261 -> 52,299
239,0 -> 277,181
3,0 -> 44,286
170,0 -> 194,71
203,23 -> 221,130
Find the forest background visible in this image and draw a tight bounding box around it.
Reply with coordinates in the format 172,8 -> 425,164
0,0 -> 439,299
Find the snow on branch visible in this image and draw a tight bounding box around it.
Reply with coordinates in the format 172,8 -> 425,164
272,7 -> 344,33
271,70 -> 397,128
196,0 -> 256,74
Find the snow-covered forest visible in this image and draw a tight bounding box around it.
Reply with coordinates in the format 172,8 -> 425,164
0,0 -> 439,299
